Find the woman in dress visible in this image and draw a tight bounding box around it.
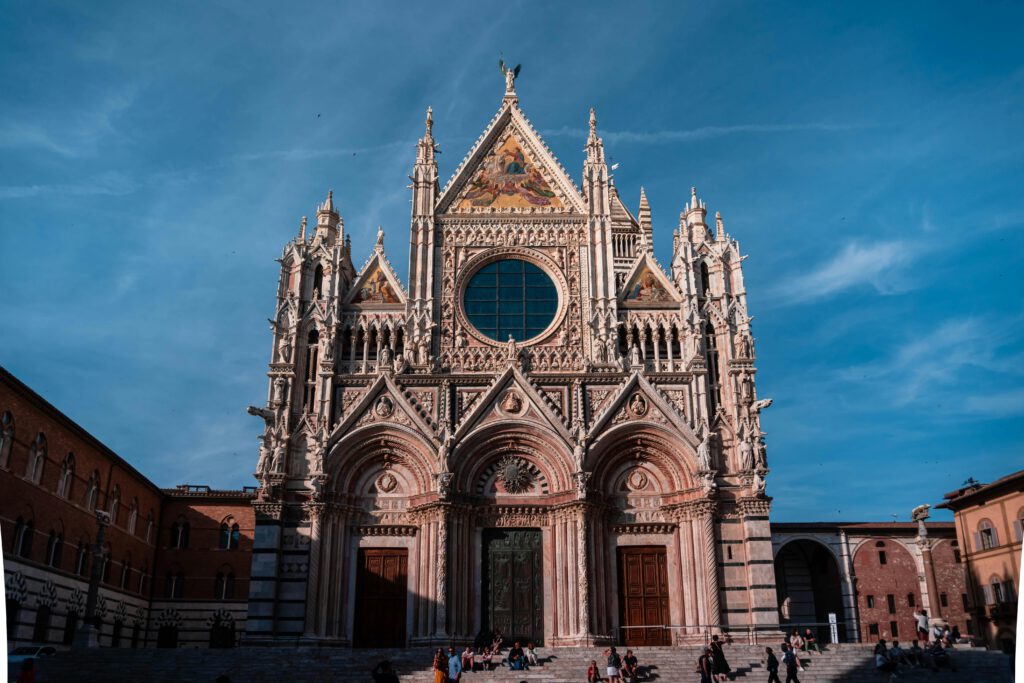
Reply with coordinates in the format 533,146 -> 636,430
710,634 -> 731,681
432,648 -> 447,683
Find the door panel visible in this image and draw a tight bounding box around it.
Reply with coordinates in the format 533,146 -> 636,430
483,528 -> 543,645
618,546 -> 671,646
354,548 -> 408,647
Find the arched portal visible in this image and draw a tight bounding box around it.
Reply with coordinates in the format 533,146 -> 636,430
774,540 -> 847,642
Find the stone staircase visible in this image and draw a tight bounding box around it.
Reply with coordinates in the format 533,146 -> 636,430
35,644 -> 1013,683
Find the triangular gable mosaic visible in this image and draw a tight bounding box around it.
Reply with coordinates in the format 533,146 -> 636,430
622,263 -> 675,304
350,261 -> 402,305
453,134 -> 564,211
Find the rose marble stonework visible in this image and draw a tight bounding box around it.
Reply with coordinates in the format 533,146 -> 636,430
243,74 -> 778,647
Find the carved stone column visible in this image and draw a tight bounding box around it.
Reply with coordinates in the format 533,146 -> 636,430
303,502 -> 325,637
698,502 -> 721,627
435,507 -> 449,637
577,506 -> 591,639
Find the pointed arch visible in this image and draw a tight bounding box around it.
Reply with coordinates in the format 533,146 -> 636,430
326,423 -> 437,497
453,422 -> 573,496
588,422 -> 699,495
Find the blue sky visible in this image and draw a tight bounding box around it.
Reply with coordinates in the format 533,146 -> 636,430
1,1 -> 1022,522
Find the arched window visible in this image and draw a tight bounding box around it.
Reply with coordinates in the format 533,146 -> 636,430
303,328 -> 319,410
875,540 -> 888,565
0,411 -> 13,469
85,471 -> 100,510
127,499 -> 138,535
57,453 -> 75,499
219,519 -> 240,550
120,558 -> 132,589
46,530 -> 63,568
164,570 -> 185,599
214,568 -> 236,600
171,517 -> 190,549
13,516 -> 33,558
75,539 -> 89,576
312,263 -> 324,296
108,485 -> 120,525
704,322 -> 720,414
145,512 -> 154,544
138,563 -> 148,594
32,604 -> 51,643
976,519 -> 999,551
699,261 -> 710,297
25,432 -> 46,483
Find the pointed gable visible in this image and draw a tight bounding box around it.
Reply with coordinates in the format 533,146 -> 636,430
437,102 -> 585,214
343,250 -> 406,307
587,372 -> 698,447
330,374 -> 437,442
618,253 -> 681,307
453,365 -> 573,445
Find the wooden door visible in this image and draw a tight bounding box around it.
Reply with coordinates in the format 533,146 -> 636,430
353,548 -> 408,647
483,528 -> 543,645
618,546 -> 671,646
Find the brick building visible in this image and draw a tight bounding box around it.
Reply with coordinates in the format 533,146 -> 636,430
937,470 -> 1022,653
772,521 -> 968,644
1,367 -> 253,649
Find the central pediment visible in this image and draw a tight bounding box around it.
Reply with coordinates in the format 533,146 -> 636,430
437,102 -> 585,215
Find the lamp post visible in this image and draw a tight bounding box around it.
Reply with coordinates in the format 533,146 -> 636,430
73,509 -> 111,649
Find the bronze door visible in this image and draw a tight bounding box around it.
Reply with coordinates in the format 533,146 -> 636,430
618,546 -> 671,646
353,548 -> 408,647
483,528 -> 543,645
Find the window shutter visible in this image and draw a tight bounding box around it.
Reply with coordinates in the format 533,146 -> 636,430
1013,520 -> 1022,542
982,584 -> 993,605
991,528 -> 999,546
1003,581 -> 1016,602
973,532 -> 982,552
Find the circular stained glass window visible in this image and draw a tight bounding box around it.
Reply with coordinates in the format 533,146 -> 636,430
463,259 -> 558,342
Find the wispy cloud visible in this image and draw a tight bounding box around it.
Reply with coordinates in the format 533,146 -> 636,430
231,140 -> 410,163
768,240 -> 915,305
0,88 -> 136,158
837,317 -> 1024,408
0,171 -> 138,200
542,122 -> 859,144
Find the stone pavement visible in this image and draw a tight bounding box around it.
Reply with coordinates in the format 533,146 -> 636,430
36,644 -> 1013,683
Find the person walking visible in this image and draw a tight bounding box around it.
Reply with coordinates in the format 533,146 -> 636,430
914,609 -> 929,643
447,646 -> 463,682
764,646 -> 781,683
710,634 -> 731,681
781,644 -> 801,683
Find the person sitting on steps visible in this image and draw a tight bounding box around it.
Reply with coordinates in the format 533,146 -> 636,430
507,641 -> 526,670
525,642 -> 539,666
587,659 -> 602,682
621,649 -> 639,680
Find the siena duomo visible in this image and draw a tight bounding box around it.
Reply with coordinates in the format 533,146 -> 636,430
3,74 -> 978,653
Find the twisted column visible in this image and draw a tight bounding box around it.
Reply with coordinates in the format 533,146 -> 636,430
577,508 -> 590,638
701,507 -> 721,627
435,510 -> 449,637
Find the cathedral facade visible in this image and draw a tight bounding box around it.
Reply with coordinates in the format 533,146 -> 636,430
244,74 -> 777,648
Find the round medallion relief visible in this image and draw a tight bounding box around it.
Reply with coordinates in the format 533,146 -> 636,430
374,396 -> 394,418
627,469 -> 649,491
376,472 -> 397,493
496,454 -> 533,494
628,393 -> 648,417
499,389 -> 524,415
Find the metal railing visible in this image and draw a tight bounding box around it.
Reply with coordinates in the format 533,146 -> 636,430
614,620 -> 849,646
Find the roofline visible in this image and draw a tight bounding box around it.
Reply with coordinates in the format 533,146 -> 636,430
771,521 -> 955,533
0,364 -> 165,497
935,469 -> 1024,511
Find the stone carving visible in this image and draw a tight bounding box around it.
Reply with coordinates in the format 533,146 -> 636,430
701,470 -> 717,495
737,331 -> 753,358
378,345 -> 393,372
739,435 -> 754,471
496,455 -> 533,494
629,344 -> 642,368
627,469 -> 649,491
272,377 -> 287,406
573,471 -> 592,499
393,353 -> 408,375
374,396 -> 395,418
754,436 -> 768,469
751,398 -> 773,413
628,393 -> 648,417
753,470 -> 766,495
277,334 -> 293,363
377,472 -> 398,493
256,438 -> 270,475
270,435 -> 286,473
572,442 -> 585,470
436,471 -> 454,499
697,431 -> 714,471
499,389 -> 523,415
416,336 -> 429,365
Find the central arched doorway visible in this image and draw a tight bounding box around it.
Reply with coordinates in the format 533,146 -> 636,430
774,540 -> 847,642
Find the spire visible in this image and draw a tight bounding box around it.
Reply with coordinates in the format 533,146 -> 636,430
685,185 -> 709,243
425,106 -> 433,138
416,106 -> 437,165
316,189 -> 341,240
298,215 -> 307,242
589,107 -> 597,141
715,211 -> 725,241
586,107 -> 605,165
320,190 -> 335,215
638,187 -> 651,230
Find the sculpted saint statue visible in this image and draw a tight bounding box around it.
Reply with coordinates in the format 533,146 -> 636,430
697,431 -> 713,471
739,436 -> 754,471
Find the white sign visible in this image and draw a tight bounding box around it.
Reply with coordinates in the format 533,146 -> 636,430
828,612 -> 838,644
